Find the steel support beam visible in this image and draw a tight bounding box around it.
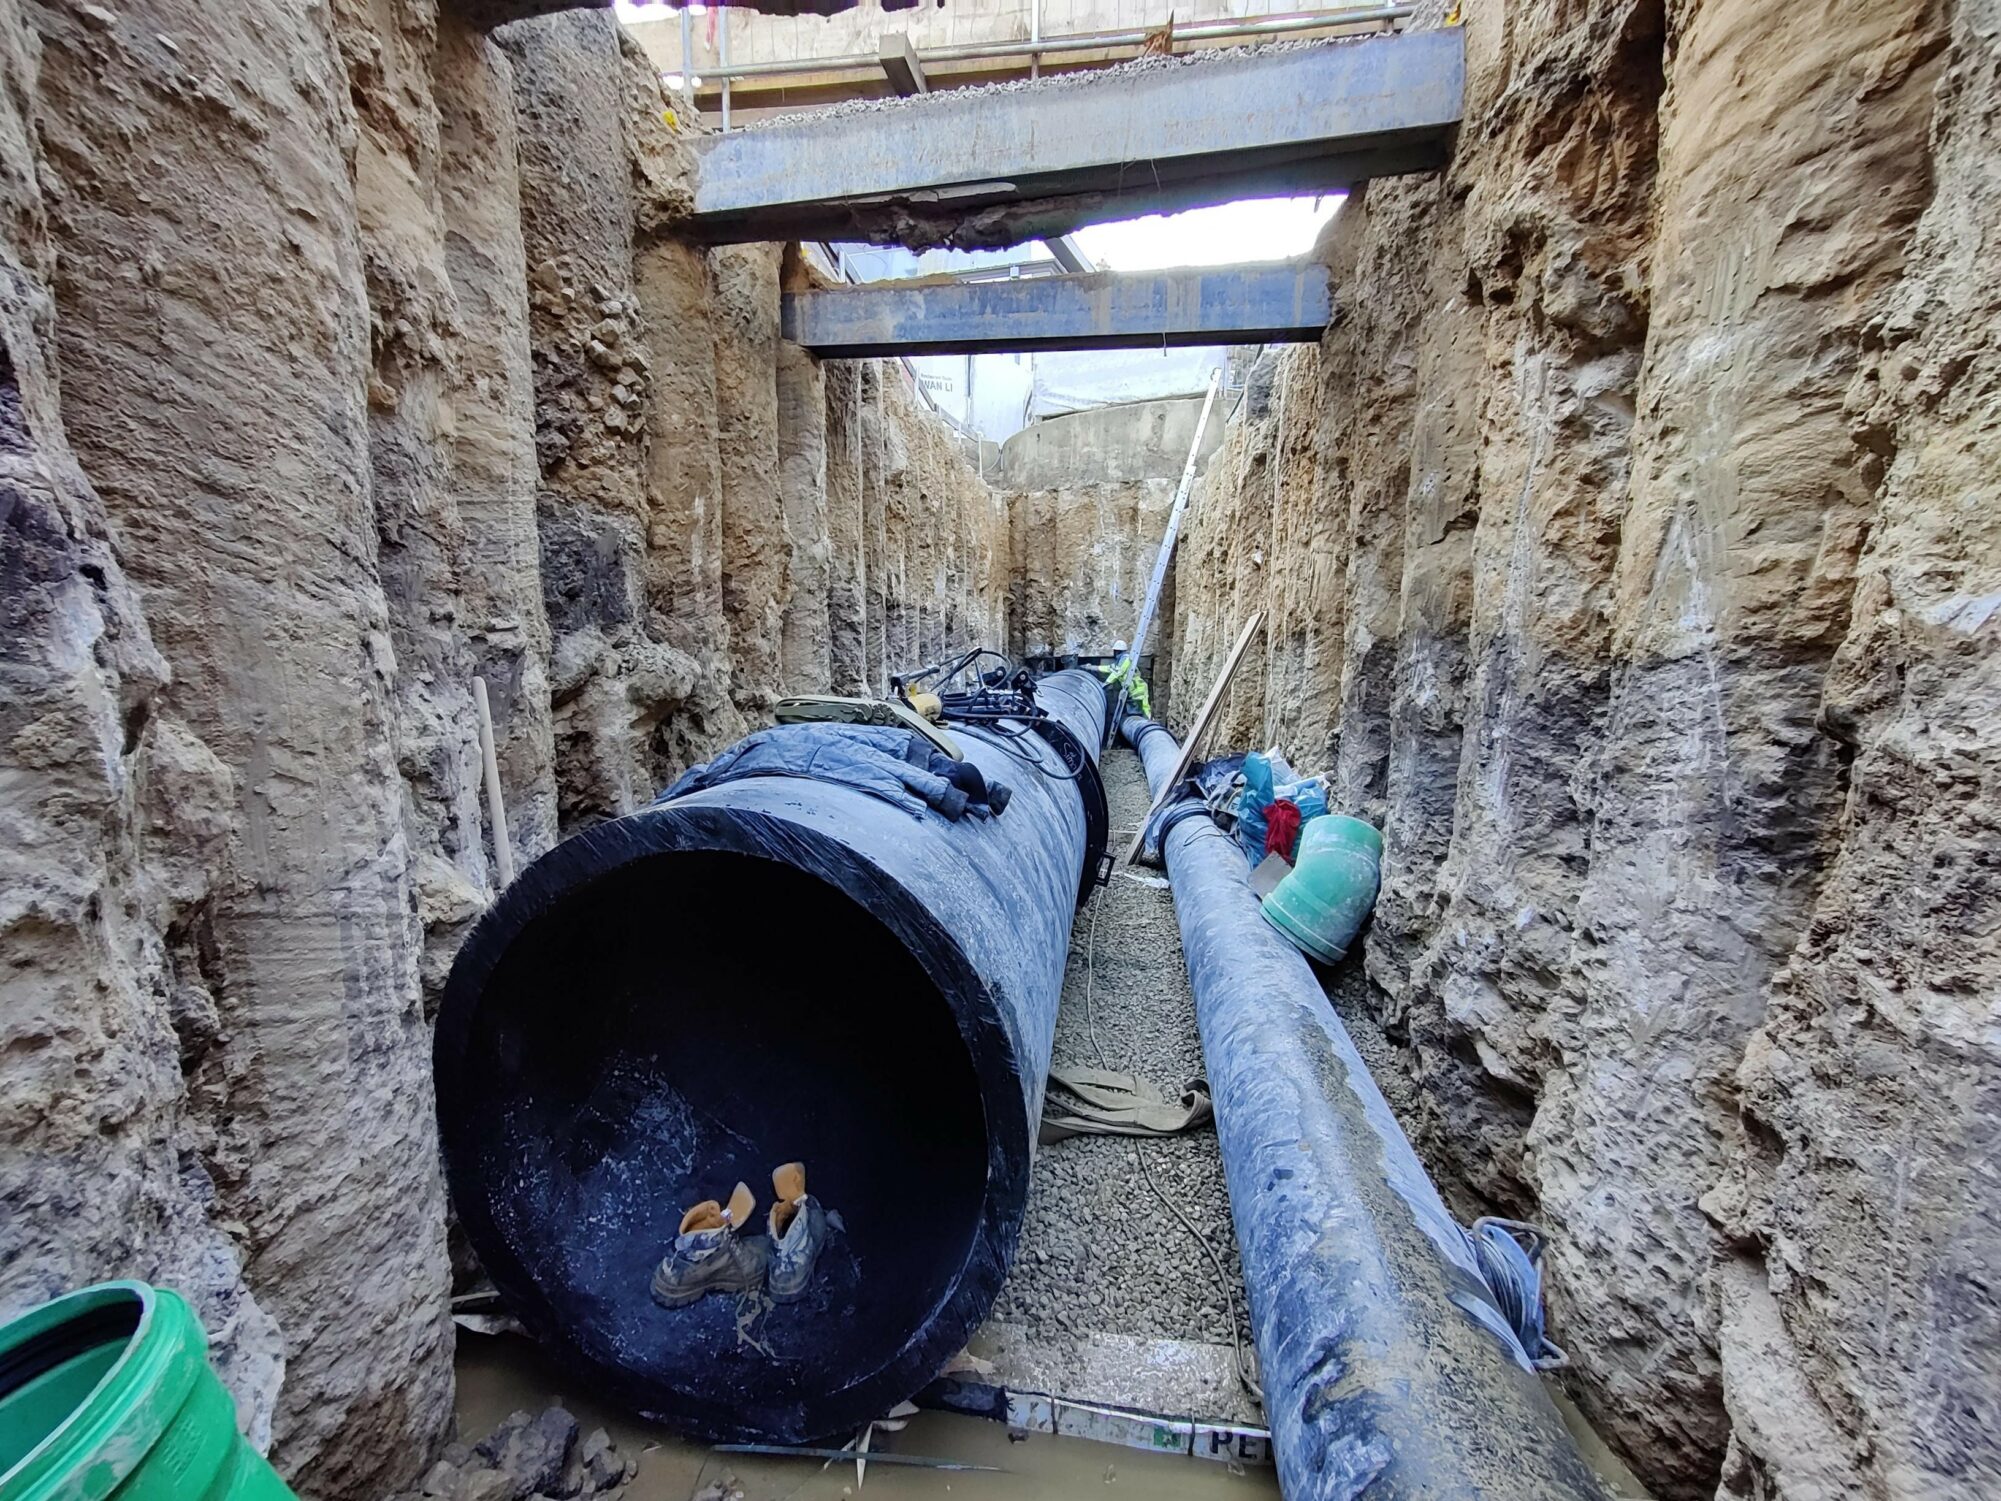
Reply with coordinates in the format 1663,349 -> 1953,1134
781,264 -> 1332,358
1046,234 -> 1092,274
689,30 -> 1463,246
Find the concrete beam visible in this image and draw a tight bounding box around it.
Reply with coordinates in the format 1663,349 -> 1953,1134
450,0 -> 608,31
879,32 -> 929,95
689,30 -> 1462,247
781,263 -> 1333,358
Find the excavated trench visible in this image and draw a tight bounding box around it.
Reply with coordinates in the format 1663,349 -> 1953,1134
2,1 -> 1994,1498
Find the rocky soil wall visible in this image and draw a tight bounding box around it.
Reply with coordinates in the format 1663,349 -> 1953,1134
5,0 -> 1992,1494
1168,2 -> 1997,1497
0,4 -> 1002,1493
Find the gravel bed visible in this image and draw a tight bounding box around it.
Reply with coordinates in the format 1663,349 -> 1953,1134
986,747 -> 1250,1354
1321,955 -> 1426,1141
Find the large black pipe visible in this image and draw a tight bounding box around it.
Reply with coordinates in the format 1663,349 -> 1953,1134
434,672 -> 1107,1443
1122,714 -> 1607,1500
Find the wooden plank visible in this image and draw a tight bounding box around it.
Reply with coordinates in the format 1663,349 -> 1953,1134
472,676 -> 514,887
1124,611 -> 1264,866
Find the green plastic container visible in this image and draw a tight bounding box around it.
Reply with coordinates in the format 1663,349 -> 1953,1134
0,1282 -> 295,1501
1260,814 -> 1384,964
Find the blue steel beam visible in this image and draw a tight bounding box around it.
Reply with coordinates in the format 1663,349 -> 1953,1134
689,30 -> 1464,247
781,264 -> 1332,357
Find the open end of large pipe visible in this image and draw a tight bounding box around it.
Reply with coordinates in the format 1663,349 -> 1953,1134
451,846 -> 991,1437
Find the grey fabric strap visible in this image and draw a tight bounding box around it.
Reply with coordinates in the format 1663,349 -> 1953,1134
1038,1066 -> 1214,1143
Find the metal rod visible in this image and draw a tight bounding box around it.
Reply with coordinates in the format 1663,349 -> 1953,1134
713,1445 -> 1001,1471
678,3 -> 693,107
1107,368 -> 1221,740
681,6 -> 1412,85
718,2 -> 731,129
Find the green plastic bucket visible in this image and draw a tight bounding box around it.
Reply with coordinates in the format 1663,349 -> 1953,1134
0,1282 -> 295,1501
1260,814 -> 1384,964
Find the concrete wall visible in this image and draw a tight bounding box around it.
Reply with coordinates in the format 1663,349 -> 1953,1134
1000,395 -> 1223,708
999,392 -> 1224,490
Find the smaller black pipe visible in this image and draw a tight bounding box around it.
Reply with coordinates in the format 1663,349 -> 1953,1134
1122,714 -> 1607,1500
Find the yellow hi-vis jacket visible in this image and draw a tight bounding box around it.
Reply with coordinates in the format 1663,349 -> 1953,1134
1097,658 -> 1152,719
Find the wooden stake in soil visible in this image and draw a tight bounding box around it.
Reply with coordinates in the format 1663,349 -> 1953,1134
473,676 -> 515,889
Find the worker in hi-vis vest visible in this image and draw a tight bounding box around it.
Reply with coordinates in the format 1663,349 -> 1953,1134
1098,640 -> 1152,719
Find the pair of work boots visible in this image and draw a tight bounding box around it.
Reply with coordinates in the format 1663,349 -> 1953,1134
650,1162 -> 827,1309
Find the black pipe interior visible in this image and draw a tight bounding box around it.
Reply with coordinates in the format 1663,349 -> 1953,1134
460,848 -> 988,1420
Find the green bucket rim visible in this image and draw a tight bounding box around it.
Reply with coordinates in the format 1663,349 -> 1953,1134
0,1282 -> 204,1501
1298,813 -> 1385,860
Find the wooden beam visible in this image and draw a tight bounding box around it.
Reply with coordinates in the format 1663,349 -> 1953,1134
1125,611 -> 1265,866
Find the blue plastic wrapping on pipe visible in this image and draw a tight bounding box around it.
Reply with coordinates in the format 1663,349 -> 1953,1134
432,672 -> 1106,1445
1122,715 -> 1607,1500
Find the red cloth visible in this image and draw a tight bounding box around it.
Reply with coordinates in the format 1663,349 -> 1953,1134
1264,798 -> 1302,861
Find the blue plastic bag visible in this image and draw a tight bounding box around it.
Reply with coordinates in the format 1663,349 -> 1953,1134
1236,749 -> 1297,861
1283,775 -> 1330,824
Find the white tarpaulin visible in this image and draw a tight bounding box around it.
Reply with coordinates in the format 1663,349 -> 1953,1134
1028,346 -> 1228,421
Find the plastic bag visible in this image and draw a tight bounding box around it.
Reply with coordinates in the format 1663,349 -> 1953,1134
1235,749 -> 1297,861
1283,775 -> 1330,823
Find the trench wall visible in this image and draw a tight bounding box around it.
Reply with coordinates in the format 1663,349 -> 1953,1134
0,5 -> 1001,1493
1167,2 -> 2000,1498
999,393 -> 1228,709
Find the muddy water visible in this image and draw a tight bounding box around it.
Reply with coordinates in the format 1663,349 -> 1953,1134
456,1331 -> 1281,1500
1553,1391 -> 1654,1499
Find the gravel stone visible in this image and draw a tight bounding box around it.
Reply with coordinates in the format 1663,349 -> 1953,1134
986,746 -> 1251,1353
384,1407 -> 635,1501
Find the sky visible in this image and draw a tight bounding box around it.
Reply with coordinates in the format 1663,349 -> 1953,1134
1070,194 -> 1344,272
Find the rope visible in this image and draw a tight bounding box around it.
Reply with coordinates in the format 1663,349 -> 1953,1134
1080,891 -> 1265,1405
1465,1217 -> 1570,1371
949,719 -> 1088,782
